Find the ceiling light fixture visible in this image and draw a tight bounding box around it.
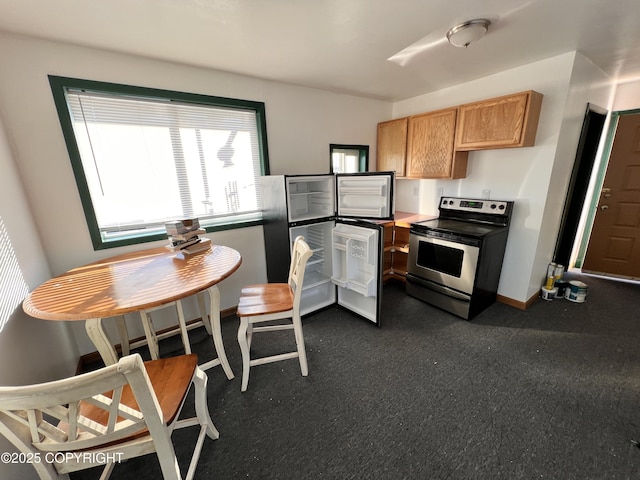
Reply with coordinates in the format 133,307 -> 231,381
446,19 -> 491,48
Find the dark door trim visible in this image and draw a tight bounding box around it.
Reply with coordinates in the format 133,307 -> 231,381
553,103 -> 606,267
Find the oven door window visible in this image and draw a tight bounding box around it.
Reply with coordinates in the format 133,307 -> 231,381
416,241 -> 464,278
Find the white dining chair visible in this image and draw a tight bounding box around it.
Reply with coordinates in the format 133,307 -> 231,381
0,353 -> 217,480
236,235 -> 313,392
119,287 -> 234,379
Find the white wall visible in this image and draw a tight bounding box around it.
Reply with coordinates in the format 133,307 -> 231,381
532,54 -> 611,295
0,113 -> 78,479
612,79 -> 640,111
0,32 -> 390,355
0,29 -> 622,361
0,27 -> 625,480
392,52 -> 614,303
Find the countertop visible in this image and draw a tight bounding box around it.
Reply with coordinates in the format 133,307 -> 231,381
392,211 -> 437,228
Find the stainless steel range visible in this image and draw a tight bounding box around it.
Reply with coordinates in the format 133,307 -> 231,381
406,197 -> 514,320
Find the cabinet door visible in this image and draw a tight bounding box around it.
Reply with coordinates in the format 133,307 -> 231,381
406,107 -> 468,179
455,90 -> 543,151
376,118 -> 408,176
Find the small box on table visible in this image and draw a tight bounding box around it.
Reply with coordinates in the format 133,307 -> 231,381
165,218 -> 200,236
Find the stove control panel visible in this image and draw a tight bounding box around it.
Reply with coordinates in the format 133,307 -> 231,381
440,197 -> 509,214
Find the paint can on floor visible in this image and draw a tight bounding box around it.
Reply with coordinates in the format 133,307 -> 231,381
553,264 -> 565,284
555,280 -> 569,298
540,286 -> 557,301
544,262 -> 556,288
564,280 -> 588,303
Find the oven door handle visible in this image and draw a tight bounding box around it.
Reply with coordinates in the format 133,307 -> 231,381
406,274 -> 470,302
410,231 -> 481,248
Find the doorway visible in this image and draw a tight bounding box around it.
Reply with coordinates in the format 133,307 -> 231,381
580,110 -> 640,279
554,104 -> 606,267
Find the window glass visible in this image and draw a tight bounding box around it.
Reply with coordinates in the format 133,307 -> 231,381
49,77 -> 269,249
329,144 -> 369,173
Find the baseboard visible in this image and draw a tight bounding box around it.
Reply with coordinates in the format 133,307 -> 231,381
496,292 -> 538,311
76,306 -> 238,374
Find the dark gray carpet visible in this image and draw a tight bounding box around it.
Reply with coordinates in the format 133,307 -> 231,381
72,272 -> 640,480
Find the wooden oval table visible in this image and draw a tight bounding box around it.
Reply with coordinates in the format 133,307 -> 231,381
23,244 -> 242,377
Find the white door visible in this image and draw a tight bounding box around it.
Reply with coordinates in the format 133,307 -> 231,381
331,221 -> 383,325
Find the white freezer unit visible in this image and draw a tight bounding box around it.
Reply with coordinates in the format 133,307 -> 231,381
336,174 -> 393,219
285,173 -> 394,224
286,175 -> 335,223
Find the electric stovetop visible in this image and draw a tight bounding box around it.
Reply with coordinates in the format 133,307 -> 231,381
411,218 -> 507,238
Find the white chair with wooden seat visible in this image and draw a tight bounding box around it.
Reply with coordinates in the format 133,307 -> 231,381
100,263 -> 233,379
0,353 -> 217,480
137,289 -> 235,379
236,235 -> 313,392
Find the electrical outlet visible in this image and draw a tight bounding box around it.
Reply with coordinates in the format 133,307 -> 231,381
482,189 -> 490,199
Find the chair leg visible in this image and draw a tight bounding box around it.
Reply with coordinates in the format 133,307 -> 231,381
246,322 -> 253,349
153,440 -> 182,480
192,366 -> 219,440
85,318 -> 120,366
207,286 -> 234,380
174,300 -> 192,354
139,310 -> 160,360
292,314 -> 308,376
98,462 -> 116,480
237,316 -> 251,392
115,315 -> 130,357
196,291 -> 213,335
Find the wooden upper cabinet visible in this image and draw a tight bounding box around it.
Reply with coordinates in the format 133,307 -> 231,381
376,117 -> 408,176
455,90 -> 543,151
406,107 -> 468,179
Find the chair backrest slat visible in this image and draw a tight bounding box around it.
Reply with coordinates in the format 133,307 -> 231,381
34,414 -> 68,443
80,393 -> 144,423
4,409 -> 68,444
108,386 -> 123,433
288,236 -> 313,310
68,401 -> 78,441
34,419 -> 145,451
26,410 -> 41,444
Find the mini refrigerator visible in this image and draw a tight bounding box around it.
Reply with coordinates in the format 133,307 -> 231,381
261,172 -> 395,326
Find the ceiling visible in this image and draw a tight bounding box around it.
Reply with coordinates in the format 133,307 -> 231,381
0,0 -> 639,101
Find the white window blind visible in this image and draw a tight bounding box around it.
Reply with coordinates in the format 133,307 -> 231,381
64,88 -> 264,241
0,217 -> 29,332
331,148 -> 360,173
